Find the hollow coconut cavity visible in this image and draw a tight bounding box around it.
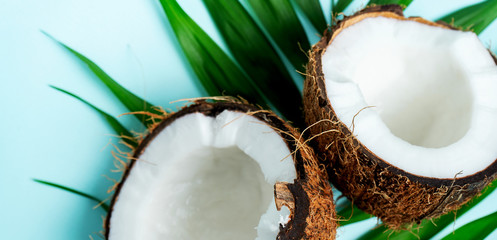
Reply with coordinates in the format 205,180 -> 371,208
106,101 -> 336,239
304,5 -> 497,227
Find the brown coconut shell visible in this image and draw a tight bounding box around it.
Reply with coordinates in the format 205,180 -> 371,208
105,100 -> 337,239
303,5 -> 497,228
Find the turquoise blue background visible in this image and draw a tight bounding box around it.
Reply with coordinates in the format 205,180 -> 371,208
2,0 -> 497,239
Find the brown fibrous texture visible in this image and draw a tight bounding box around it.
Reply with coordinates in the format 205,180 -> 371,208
303,5 -> 497,228
274,116 -> 337,239
105,99 -> 337,239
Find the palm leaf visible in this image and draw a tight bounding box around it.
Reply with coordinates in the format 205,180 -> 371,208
201,0 -> 304,126
50,86 -> 137,148
333,0 -> 354,15
438,0 -> 497,35
34,179 -> 109,212
43,32 -> 161,128
441,210 -> 497,240
158,0 -> 266,108
293,0 -> 328,32
247,0 -> 310,72
367,0 -> 413,7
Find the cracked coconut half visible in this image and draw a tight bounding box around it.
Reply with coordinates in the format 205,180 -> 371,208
105,101 -> 336,239
304,5 -> 497,227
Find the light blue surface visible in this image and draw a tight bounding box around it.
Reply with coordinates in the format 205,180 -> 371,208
2,0 -> 497,239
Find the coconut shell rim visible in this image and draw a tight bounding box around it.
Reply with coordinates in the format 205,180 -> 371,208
104,101 -> 334,239
311,4 -> 497,188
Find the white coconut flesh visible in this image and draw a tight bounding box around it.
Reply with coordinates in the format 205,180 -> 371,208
322,16 -> 497,179
109,110 -> 297,240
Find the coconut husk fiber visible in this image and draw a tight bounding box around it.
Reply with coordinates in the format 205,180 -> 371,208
105,100 -> 337,239
303,5 -> 497,228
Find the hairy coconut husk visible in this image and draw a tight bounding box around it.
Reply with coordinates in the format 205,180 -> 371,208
303,5 -> 497,228
105,100 -> 337,239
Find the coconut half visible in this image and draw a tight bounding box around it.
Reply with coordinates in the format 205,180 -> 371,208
304,5 -> 497,227
105,101 -> 336,239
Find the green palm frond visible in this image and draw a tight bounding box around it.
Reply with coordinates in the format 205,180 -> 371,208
368,0 -> 413,7
201,0 -> 303,125
248,0 -> 311,72
441,210 -> 497,240
332,0 -> 354,15
34,179 -> 109,212
44,32 -> 162,128
438,0 -> 497,34
293,0 -> 328,31
50,86 -> 137,148
158,0 -> 267,108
